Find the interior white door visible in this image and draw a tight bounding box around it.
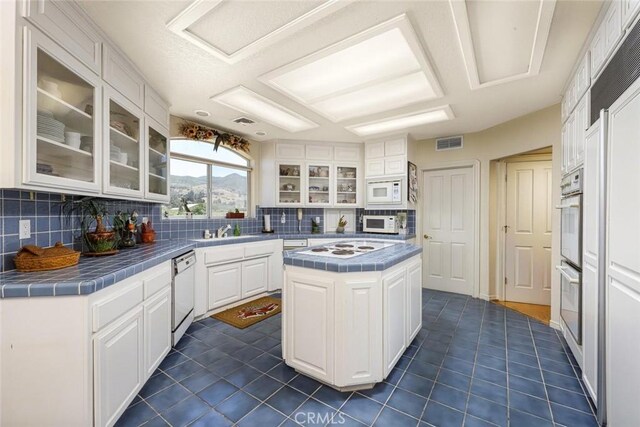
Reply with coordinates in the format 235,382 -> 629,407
504,161 -> 553,305
422,167 -> 475,295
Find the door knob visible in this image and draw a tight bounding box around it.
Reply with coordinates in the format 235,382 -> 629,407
424,234 -> 432,239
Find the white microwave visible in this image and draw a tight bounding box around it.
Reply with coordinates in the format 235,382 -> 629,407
363,215 -> 399,234
367,179 -> 402,205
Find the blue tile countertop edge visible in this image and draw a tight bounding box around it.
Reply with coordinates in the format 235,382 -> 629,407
0,233 -> 415,298
283,241 -> 422,273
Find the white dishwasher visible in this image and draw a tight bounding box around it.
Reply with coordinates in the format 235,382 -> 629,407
172,251 -> 196,346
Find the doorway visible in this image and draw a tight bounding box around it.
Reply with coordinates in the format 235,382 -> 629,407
497,154 -> 553,321
422,165 -> 477,296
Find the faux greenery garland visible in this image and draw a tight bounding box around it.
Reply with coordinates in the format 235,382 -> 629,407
178,120 -> 250,153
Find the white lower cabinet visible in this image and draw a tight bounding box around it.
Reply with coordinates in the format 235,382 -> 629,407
383,269 -> 407,377
143,288 -> 171,376
407,260 -> 423,343
208,263 -> 242,310
284,255 -> 421,390
242,257 -> 268,298
94,307 -> 144,427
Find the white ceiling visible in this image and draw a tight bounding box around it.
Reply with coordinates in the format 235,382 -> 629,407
78,0 -> 602,143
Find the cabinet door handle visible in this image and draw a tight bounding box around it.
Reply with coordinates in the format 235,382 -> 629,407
555,265 -> 579,283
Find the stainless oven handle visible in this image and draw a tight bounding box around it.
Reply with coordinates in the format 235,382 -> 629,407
555,204 -> 580,209
556,265 -> 579,283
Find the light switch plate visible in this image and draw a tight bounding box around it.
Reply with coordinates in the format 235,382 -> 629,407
19,219 -> 31,239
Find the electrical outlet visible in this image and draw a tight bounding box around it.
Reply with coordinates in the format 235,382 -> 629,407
19,219 -> 31,239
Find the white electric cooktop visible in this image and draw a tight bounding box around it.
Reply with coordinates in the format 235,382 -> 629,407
298,240 -> 398,258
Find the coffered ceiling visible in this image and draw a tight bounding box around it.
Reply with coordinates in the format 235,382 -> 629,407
78,0 -> 602,143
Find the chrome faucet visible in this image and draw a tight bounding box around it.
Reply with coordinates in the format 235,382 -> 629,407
217,224 -> 231,238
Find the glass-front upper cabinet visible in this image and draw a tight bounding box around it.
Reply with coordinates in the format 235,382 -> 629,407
24,28 -> 101,192
335,164 -> 359,206
103,87 -> 144,197
307,164 -> 332,206
145,118 -> 169,202
277,162 -> 303,206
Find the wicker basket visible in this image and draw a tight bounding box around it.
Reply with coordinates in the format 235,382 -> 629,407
14,242 -> 80,272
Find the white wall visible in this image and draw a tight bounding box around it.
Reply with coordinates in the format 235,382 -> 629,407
414,104 -> 563,327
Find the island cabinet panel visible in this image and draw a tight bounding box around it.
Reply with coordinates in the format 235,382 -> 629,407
407,260 -> 423,343
383,268 -> 407,377
93,307 -> 144,427
207,263 -> 242,310
286,273 -> 335,384
242,257 -> 268,298
335,279 -> 383,386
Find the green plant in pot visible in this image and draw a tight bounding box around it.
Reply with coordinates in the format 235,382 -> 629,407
336,215 -> 347,234
61,197 -> 119,255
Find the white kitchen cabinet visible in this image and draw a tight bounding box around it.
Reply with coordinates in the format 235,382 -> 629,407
561,93 -> 588,174
383,269 -> 406,377
145,117 -> 169,202
365,159 -> 385,178
606,79 -> 640,426
277,161 -> 304,206
24,27 -> 102,193
406,260 -> 422,343
365,141 -> 385,159
102,86 -> 145,198
384,138 -> 406,156
22,0 -> 102,74
102,45 -> 145,107
385,155 -> 407,176
622,0 -> 640,28
591,1 -> 622,79
590,26 -> 606,80
582,121 -> 601,402
94,307 -> 144,427
335,164 -> 359,206
144,86 -> 170,127
143,288 -> 171,377
208,263 -> 242,310
307,163 -> 332,206
286,272 -> 335,384
276,143 -> 305,159
334,146 -> 360,162
335,278 -> 382,386
242,257 -> 269,298
306,144 -> 333,160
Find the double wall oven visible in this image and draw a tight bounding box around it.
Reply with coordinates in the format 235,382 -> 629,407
557,169 -> 583,344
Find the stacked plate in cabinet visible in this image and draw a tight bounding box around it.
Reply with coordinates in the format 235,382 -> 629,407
37,110 -> 65,143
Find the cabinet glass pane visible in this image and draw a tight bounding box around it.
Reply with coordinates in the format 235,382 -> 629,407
148,126 -> 168,196
36,49 -> 95,182
308,164 -> 330,205
278,164 -> 301,204
336,166 -> 357,205
108,100 -> 140,191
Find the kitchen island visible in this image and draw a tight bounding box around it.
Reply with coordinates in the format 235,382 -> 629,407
282,240 -> 422,391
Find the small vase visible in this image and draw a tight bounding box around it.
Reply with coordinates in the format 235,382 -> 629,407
336,226 -> 345,234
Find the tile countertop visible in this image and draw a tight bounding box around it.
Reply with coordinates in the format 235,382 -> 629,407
0,233 -> 415,298
283,241 -> 423,273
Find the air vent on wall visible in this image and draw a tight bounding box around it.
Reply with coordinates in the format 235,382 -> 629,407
232,116 -> 256,125
436,136 -> 463,151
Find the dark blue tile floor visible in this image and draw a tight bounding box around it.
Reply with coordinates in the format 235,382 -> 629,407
116,289 -> 598,427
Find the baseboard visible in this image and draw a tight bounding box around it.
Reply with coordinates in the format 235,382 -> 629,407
479,293 -> 497,301
550,320 -> 563,331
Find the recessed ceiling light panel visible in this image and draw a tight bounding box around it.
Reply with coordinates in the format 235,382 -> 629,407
346,105 -> 454,137
195,110 -> 210,117
261,14 -> 444,122
211,86 -> 318,133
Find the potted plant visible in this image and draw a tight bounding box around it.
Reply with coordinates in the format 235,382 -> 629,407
60,197 -> 119,255
336,215 -> 347,234
226,208 -> 245,219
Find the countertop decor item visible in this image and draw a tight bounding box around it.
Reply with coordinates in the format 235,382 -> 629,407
336,215 -> 347,233
226,209 -> 245,219
60,197 -> 118,256
13,242 -> 80,272
178,120 -> 250,153
233,224 -> 241,236
211,296 -> 281,329
311,217 -> 321,234
141,221 -> 156,243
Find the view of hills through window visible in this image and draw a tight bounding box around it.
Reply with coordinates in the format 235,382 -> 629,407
164,140 -> 250,218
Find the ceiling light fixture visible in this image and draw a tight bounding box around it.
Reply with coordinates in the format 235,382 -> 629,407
346,106 -> 454,137
211,86 -> 317,133
195,110 -> 210,117
261,14 -> 443,122
255,131 -> 267,136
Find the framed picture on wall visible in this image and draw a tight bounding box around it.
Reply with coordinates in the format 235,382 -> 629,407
408,161 -> 418,203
